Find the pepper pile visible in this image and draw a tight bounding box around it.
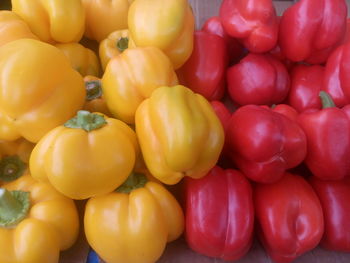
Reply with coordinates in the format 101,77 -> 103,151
0,0 -> 350,263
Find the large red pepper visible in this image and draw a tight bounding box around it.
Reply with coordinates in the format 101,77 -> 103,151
184,166 -> 254,261
177,30 -> 228,100
254,173 -> 324,263
279,0 -> 347,64
298,92 -> 350,180
219,0 -> 278,53
227,53 -> 290,106
226,105 -> 306,183
309,176 -> 350,252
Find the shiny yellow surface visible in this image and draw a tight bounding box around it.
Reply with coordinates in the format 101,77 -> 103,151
83,76 -> 111,116
29,114 -> 138,200
102,46 -> 178,124
83,0 -> 134,42
0,11 -> 38,47
0,110 -> 20,142
135,85 -> 225,185
128,0 -> 194,69
0,139 -> 35,163
0,174 -> 79,263
55,43 -> 100,77
11,0 -> 84,43
84,181 -> 184,263
0,39 -> 85,143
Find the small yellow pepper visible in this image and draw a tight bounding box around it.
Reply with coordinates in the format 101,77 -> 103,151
135,85 -> 224,185
84,172 -> 184,263
83,76 -> 111,116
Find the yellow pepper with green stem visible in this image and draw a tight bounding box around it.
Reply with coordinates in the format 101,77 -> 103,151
83,76 -> 111,116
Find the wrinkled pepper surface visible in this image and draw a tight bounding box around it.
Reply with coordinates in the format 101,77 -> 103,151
83,76 -> 111,116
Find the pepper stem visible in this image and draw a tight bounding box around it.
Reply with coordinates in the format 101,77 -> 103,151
0,189 -> 30,227
64,110 -> 107,132
319,91 -> 336,109
116,173 -> 148,194
116,37 -> 129,53
85,80 -> 102,101
0,156 -> 26,182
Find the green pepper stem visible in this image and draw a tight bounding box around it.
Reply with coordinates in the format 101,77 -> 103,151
319,91 -> 336,109
85,80 -> 102,101
64,110 -> 107,132
116,173 -> 148,194
116,37 -> 129,53
0,156 -> 26,182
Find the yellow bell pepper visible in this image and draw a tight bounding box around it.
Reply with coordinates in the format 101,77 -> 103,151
84,172 -> 184,263
11,0 -> 85,43
0,110 -> 20,142
0,139 -> 34,164
30,110 -> 138,200
0,11 -> 38,47
55,43 -> 101,77
82,0 -> 134,42
135,85 -> 225,185
83,76 -> 111,116
0,39 -> 85,143
128,0 -> 194,69
0,173 -> 79,263
102,46 -> 178,124
99,29 -> 136,70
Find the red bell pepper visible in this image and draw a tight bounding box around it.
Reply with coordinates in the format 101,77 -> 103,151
279,0 -> 347,64
202,16 -> 244,64
298,92 -> 350,180
309,176 -> 350,252
287,65 -> 324,112
184,166 -> 254,261
219,0 -> 278,53
271,104 -> 298,122
227,53 -> 290,106
323,42 -> 350,107
177,30 -> 228,101
226,105 -> 307,183
254,173 -> 324,263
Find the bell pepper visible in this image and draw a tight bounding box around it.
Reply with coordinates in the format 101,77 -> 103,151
99,29 -> 136,71
102,46 -> 178,124
84,172 -> 184,263
0,39 -> 85,143
279,0 -> 347,64
287,65 -> 324,112
82,0 -> 133,42
219,0 -> 279,53
0,110 -> 20,142
227,105 -> 307,183
298,92 -> 350,180
323,42 -> 350,108
201,16 -> 244,64
177,30 -> 228,101
227,53 -> 290,106
55,43 -> 100,77
128,0 -> 195,69
309,176 -> 350,252
83,76 -> 111,116
185,166 -> 254,261
0,10 -> 38,47
254,173 -> 324,263
0,139 -> 34,164
135,85 -> 224,185
270,104 -> 299,122
29,110 -> 138,200
0,172 -> 79,263
12,0 -> 85,43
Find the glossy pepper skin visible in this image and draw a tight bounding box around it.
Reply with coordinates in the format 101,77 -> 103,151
55,43 -> 100,77
84,173 -> 184,263
177,30 -> 228,101
83,76 -> 111,116
185,166 -> 254,261
227,53 -> 290,106
102,46 -> 178,124
82,0 -> 133,42
298,92 -> 350,180
309,176 -> 350,252
135,85 -> 224,185
29,111 -> 138,200
254,173 -> 324,263
0,10 -> 38,47
227,105 -> 307,183
219,0 -> 279,53
0,173 -> 79,263
11,0 -> 85,43
0,39 -> 85,143
279,0 -> 347,64
128,0 -> 194,69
